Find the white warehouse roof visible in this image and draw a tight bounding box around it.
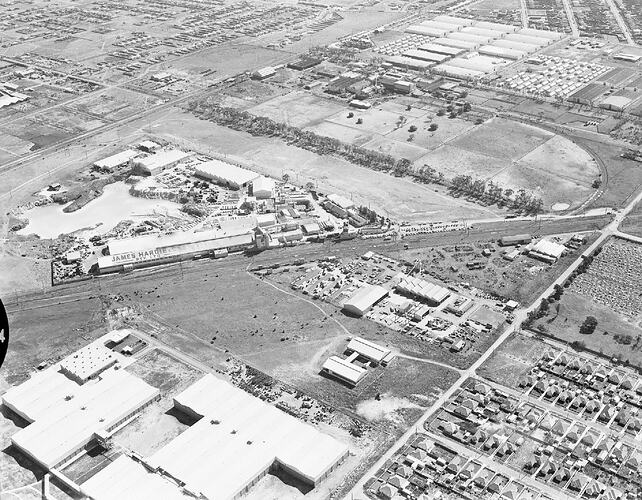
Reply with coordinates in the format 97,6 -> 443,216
327,193 -> 355,209
322,356 -> 367,385
94,149 -> 139,169
433,15 -> 474,27
82,455 -> 191,500
531,239 -> 566,259
143,374 -> 349,499
10,369 -> 159,469
195,159 -> 260,187
136,149 -> 192,173
343,284 -> 389,316
347,337 -> 391,363
396,275 -> 450,304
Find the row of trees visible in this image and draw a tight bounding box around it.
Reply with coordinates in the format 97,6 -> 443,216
449,175 -> 544,214
189,101 -> 402,173
188,100 -> 544,215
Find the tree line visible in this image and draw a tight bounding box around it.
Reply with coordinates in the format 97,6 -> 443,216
188,100 -> 544,214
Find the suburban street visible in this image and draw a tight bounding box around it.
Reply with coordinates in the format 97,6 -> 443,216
344,180 -> 642,499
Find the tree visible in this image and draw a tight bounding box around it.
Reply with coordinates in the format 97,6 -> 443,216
436,109 -> 445,117
347,112 -> 354,118
579,316 -> 598,335
428,123 -> 438,132
305,182 -> 315,192
356,118 -> 363,124
463,102 -> 472,112
282,173 -> 290,183
408,125 -> 417,133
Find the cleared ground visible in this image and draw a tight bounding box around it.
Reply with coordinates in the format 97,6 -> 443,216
247,90 -> 600,211
477,333 -> 546,385
532,291 -> 642,367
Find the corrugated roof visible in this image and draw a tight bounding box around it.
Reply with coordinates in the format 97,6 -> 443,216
347,337 -> 391,362
322,356 -> 367,383
343,284 -> 389,315
144,374 -> 348,499
94,150 -> 139,169
195,159 -> 260,186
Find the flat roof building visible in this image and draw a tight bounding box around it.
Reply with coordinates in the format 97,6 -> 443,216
322,356 -> 367,386
499,234 -> 532,246
530,239 -> 566,262
195,159 -> 261,190
135,149 -> 192,176
252,176 -> 275,199
3,334 -> 159,470
84,374 -> 349,500
342,284 -> 389,316
99,227 -> 255,273
346,337 -> 392,364
93,150 -> 139,171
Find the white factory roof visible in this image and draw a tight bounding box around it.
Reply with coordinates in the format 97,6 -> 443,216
347,337 -> 391,363
474,20 -> 518,33
433,15 -> 474,27
195,159 -> 260,186
82,455 -> 190,500
505,33 -> 549,46
252,175 -> 275,193
2,333 -> 135,423
396,275 -> 450,304
433,37 -> 479,50
136,149 -> 192,172
402,49 -> 449,63
385,55 -> 435,70
447,32 -> 492,44
420,20 -> 460,32
479,45 -> 525,60
145,374 -> 348,499
419,43 -> 464,56
462,26 -> 506,39
433,64 -> 485,79
531,239 -> 566,259
327,193 -> 355,209
448,55 -> 509,73
100,223 -> 255,269
94,149 -> 139,169
60,343 -> 116,382
343,284 -> 389,316
406,25 -> 448,37
322,356 -> 367,384
10,369 -> 159,468
493,39 -> 539,53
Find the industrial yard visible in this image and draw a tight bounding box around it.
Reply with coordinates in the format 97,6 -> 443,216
0,1 -> 642,500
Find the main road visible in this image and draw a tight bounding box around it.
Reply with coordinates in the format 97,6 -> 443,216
344,183 -> 642,499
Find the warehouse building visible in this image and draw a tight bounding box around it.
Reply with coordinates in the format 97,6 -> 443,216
433,64 -> 485,80
346,337 -> 392,365
402,49 -> 449,63
93,150 -> 139,172
251,176 -> 275,199
134,149 -> 192,175
568,83 -> 606,105
395,275 -> 450,306
433,37 -> 479,50
406,25 -> 448,37
83,374 -> 349,500
3,335 -> 159,470
499,234 -> 532,246
98,227 -> 255,273
529,239 -> 566,263
478,45 -> 525,60
433,15 -> 474,27
321,355 -> 367,386
342,284 -> 389,316
419,42 -> 465,56
385,55 -> 435,71
323,193 -> 355,218
195,159 -> 260,189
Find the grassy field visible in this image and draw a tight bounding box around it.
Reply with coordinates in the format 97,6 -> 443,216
1,297 -> 107,385
532,291 -> 642,366
477,333 -> 546,385
241,87 -> 601,212
155,110 -> 499,222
